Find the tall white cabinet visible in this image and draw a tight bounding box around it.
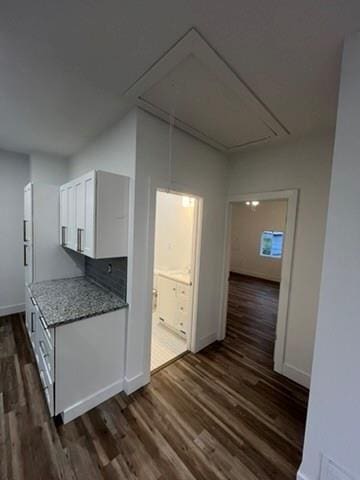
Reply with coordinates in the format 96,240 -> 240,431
60,170 -> 129,258
24,182 -> 84,286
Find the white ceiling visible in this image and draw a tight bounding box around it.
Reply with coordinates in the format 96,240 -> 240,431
0,0 -> 360,156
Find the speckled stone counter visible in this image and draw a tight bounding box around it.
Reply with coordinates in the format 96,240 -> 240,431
29,276 -> 127,328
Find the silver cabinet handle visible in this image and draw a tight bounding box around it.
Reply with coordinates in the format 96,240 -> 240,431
61,226 -> 67,246
23,220 -> 27,242
77,228 -> 84,253
39,340 -> 49,358
24,245 -> 28,266
31,312 -> 35,333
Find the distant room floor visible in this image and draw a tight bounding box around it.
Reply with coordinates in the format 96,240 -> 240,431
151,318 -> 187,371
227,272 -> 280,369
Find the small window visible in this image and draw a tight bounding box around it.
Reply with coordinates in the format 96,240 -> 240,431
260,231 -> 284,258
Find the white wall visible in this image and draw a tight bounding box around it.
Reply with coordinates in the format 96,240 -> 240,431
30,152 -> 69,185
154,191 -> 195,273
126,109 -> 229,389
299,33 -> 360,480
229,132 -> 333,386
230,200 -> 287,282
68,110 -> 137,179
0,150 -> 29,315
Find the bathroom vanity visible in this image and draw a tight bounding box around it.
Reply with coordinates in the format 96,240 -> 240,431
154,270 -> 192,337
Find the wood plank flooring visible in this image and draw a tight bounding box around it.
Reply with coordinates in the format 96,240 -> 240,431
0,278 -> 308,479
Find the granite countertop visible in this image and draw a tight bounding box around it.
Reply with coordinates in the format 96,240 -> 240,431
29,276 -> 128,328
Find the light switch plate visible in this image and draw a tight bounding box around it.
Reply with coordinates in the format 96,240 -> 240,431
320,455 -> 355,480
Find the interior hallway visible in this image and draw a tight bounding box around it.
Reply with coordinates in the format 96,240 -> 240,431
1,300 -> 308,480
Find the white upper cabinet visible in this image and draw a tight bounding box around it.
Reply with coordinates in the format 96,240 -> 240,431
60,170 -> 129,259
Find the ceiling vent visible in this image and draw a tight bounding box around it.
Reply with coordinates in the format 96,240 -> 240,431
125,29 -> 289,152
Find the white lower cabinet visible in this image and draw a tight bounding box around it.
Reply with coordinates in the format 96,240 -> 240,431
24,290 -> 126,423
157,276 -> 191,336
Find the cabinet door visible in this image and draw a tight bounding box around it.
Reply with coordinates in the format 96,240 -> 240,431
24,244 -> 33,285
83,172 -> 95,257
157,276 -> 177,327
24,183 -> 32,243
25,289 -> 33,337
74,179 -> 85,252
67,183 -> 77,251
59,186 -> 68,246
175,284 -> 190,335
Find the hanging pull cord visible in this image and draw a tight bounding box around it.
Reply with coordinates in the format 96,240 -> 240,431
167,83 -> 180,192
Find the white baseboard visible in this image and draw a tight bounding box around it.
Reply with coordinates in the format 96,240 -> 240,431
196,332 -> 218,352
124,372 -> 148,395
283,363 -> 311,388
230,269 -> 281,283
0,303 -> 25,317
60,379 -> 124,424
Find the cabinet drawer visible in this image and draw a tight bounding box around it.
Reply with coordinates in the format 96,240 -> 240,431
37,316 -> 54,381
177,284 -> 190,298
38,354 -> 54,416
175,310 -> 187,335
177,295 -> 189,314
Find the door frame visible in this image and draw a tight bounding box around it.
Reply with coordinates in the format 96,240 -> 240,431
218,189 -> 298,375
143,185 -> 204,379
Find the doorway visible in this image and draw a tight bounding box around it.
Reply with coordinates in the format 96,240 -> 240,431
150,190 -> 199,372
228,199 -> 287,369
220,190 -> 298,378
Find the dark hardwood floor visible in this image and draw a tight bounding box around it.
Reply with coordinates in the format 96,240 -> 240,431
227,273 -> 281,370
0,278 -> 308,479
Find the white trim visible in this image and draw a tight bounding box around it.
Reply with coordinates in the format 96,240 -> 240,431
187,196 -> 203,352
197,332 -> 218,352
123,373 -> 147,395
0,303 -> 25,317
125,29 -> 288,152
220,189 -> 299,382
60,379 -> 124,424
283,363 -> 311,389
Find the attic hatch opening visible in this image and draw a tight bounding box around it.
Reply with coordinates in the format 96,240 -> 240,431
125,29 -> 288,152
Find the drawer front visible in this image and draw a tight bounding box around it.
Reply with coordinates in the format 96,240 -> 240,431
38,354 -> 54,416
37,316 -> 54,381
175,309 -> 188,335
177,295 -> 189,314
177,284 -> 190,298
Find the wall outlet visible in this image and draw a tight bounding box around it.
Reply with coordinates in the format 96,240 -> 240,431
320,455 -> 355,480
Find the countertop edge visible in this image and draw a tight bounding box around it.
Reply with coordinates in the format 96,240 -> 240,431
46,302 -> 129,328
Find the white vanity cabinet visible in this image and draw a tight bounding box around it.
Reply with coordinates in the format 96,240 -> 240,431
157,275 -> 191,336
60,170 -> 129,259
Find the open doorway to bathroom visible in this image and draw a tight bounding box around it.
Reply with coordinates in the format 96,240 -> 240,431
151,190 -> 199,372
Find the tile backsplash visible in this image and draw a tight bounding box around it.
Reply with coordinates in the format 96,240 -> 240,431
85,257 -> 127,301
